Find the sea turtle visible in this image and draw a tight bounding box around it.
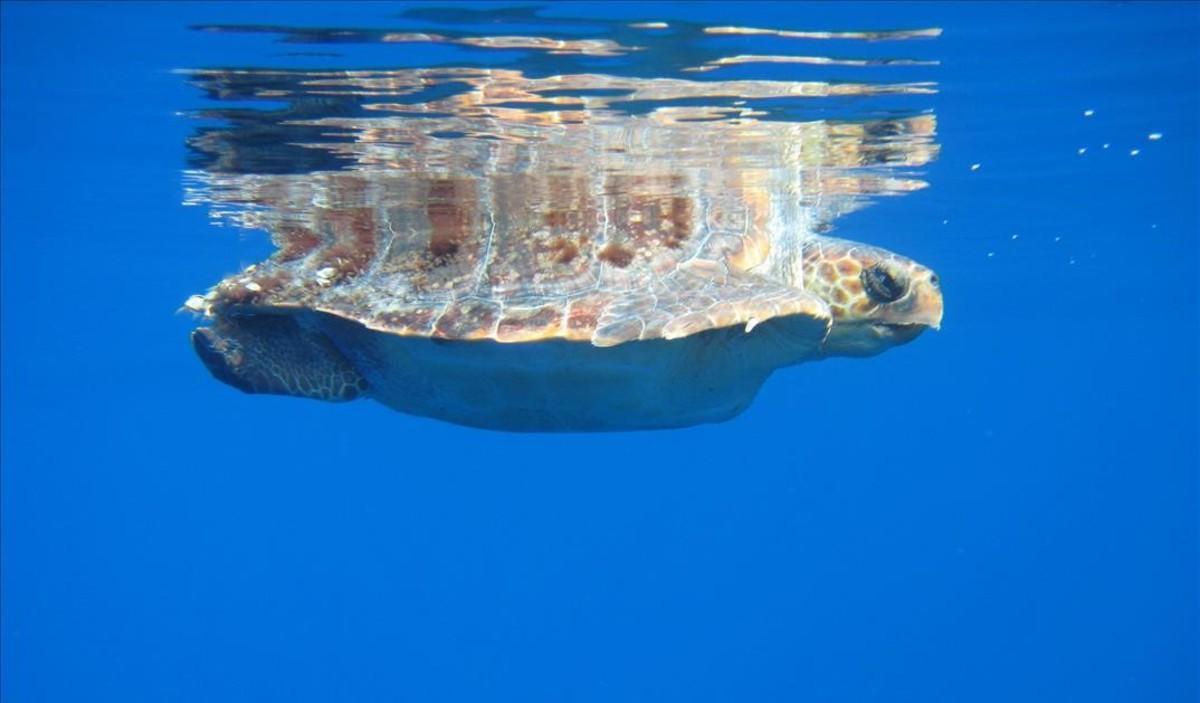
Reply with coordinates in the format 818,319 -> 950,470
187,173 -> 942,431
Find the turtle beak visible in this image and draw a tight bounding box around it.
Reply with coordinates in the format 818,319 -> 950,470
872,273 -> 943,331
912,278 -> 944,330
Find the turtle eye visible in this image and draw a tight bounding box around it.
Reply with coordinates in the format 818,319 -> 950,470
861,263 -> 907,304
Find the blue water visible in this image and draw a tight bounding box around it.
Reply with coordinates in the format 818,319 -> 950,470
2,2 -> 1196,701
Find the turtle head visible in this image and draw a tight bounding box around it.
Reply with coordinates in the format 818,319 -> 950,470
802,237 -> 943,357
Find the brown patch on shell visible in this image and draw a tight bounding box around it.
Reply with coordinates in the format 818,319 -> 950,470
547,237 -> 579,264
565,301 -> 602,335
426,179 -> 471,264
273,225 -> 323,262
663,196 -> 692,249
375,308 -> 438,335
316,208 -> 377,280
598,243 -> 634,268
433,301 -> 502,339
605,176 -> 695,258
495,305 -> 563,342
251,270 -> 294,298
541,176 -> 597,233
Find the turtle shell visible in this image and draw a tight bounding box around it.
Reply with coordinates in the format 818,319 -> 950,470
200,170 -> 831,347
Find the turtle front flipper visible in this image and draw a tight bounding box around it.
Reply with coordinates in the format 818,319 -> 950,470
192,312 -> 367,402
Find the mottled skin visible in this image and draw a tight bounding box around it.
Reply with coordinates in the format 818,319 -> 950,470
192,314 -> 367,401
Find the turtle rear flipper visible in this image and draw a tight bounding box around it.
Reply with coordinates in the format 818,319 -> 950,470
192,313 -> 367,402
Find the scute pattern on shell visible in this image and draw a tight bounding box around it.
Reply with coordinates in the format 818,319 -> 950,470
204,172 -> 832,347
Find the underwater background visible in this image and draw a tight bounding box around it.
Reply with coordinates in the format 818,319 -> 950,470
1,2 -> 1196,701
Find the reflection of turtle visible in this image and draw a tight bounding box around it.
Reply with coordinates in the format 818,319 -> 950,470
188,181 -> 942,431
